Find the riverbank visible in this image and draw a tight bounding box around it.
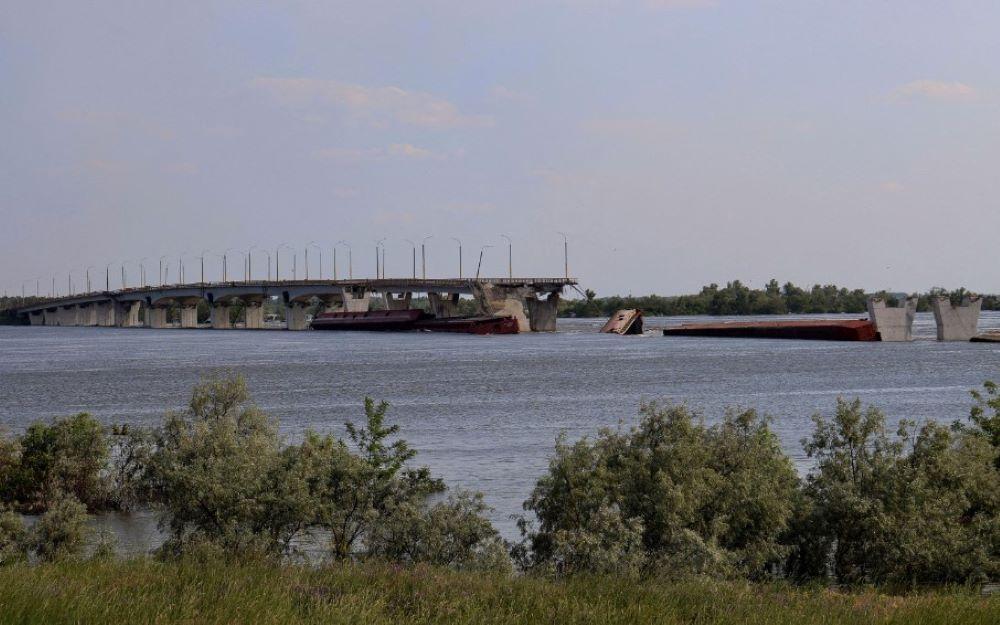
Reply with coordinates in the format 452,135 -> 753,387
0,558 -> 995,625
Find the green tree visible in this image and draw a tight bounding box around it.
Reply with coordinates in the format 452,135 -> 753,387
11,413 -> 109,512
28,493 -> 91,562
0,504 -> 28,566
522,404 -> 798,578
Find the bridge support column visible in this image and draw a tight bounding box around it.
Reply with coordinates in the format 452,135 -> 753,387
244,298 -> 265,329
55,306 -> 80,326
146,306 -> 169,329
384,292 -> 412,311
119,302 -> 142,328
179,305 -> 199,329
428,292 -> 460,318
211,304 -> 233,329
285,302 -> 309,330
29,311 -> 44,325
472,284 -> 530,332
867,296 -> 917,342
527,292 -> 560,332
931,296 -> 981,341
341,288 -> 370,313
95,302 -> 119,327
79,304 -> 98,327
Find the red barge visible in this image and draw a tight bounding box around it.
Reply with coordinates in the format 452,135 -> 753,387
310,309 -> 519,335
662,319 -> 878,342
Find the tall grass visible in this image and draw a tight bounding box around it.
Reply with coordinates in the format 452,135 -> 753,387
0,559 -> 996,625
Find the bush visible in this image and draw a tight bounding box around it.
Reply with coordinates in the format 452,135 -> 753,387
0,429 -> 18,505
146,373 -> 294,557
790,398 -> 1000,586
0,504 -> 28,566
28,493 -> 91,562
522,404 -> 798,578
7,414 -> 109,512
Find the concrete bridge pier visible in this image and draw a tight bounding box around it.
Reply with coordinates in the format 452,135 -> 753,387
473,284 -> 531,332
243,297 -> 265,329
285,302 -> 310,330
526,292 -> 560,332
119,302 -> 142,328
931,296 -> 981,341
211,303 -> 233,329
428,292 -> 460,318
178,300 -> 199,329
146,306 -> 170,329
29,311 -> 44,325
384,292 -> 412,311
867,296 -> 917,342
79,304 -> 98,327
56,305 -> 80,326
95,301 -> 119,327
341,288 -> 370,313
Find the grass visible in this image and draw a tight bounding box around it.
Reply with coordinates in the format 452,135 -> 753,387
0,559 -> 997,625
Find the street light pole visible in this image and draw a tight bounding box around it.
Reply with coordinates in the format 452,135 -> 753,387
375,239 -> 386,279
557,232 -> 569,279
308,242 -> 322,280
451,238 -> 463,278
476,245 -> 493,280
404,240 -> 416,279
501,235 -> 512,278
422,235 -> 433,279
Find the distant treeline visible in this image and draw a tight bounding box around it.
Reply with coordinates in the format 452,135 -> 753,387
561,281 -> 1000,318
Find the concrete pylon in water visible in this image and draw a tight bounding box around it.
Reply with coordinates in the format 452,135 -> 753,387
867,295 -> 917,342
931,295 -> 981,341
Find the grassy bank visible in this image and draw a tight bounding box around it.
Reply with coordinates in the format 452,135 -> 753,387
0,559 -> 996,625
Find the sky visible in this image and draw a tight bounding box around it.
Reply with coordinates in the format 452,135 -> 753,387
3,1 -> 1000,297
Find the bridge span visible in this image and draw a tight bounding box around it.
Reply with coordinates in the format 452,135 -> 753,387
14,277 -> 576,332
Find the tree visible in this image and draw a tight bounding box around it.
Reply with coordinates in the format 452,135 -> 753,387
0,504 -> 27,566
28,493 -> 91,562
522,403 -> 798,578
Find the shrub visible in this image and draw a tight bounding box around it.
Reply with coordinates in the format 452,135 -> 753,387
366,491 -> 511,573
0,429 -> 18,505
522,404 -> 798,578
791,398 -> 1000,586
9,414 -> 109,512
28,493 -> 91,562
146,374 -> 294,557
0,504 -> 27,565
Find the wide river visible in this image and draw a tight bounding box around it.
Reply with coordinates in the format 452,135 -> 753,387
2,312 -> 999,544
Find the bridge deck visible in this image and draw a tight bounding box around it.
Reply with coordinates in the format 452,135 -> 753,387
16,277 -> 577,314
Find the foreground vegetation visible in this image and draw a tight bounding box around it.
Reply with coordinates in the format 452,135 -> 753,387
560,281 -> 1000,317
3,374 -> 1000,621
0,558 -> 996,625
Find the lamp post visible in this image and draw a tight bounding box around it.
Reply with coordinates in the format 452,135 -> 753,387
421,235 -> 433,279
85,267 -> 94,293
337,241 -> 352,279
158,255 -> 169,286
253,248 -> 271,281
500,235 -> 512,279
557,232 -> 569,279
307,241 -> 322,280
120,262 -> 127,290
105,263 -> 114,291
139,258 -> 149,287
404,239 -> 417,279
276,243 -> 293,281
450,237 -> 463,278
476,245 -> 493,280
375,238 -> 386,279
247,245 -> 259,282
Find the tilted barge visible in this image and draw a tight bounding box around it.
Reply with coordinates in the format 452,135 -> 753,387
662,319 -> 878,342
311,309 -> 519,335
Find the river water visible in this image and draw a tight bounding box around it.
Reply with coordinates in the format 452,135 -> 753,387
2,312 -> 999,546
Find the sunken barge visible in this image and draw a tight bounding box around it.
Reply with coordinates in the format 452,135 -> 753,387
662,319 -> 879,342
311,309 -> 519,335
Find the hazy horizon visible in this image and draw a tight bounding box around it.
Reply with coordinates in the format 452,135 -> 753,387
4,1 -> 999,298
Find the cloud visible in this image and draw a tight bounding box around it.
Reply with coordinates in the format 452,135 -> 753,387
251,77 -> 494,128
891,80 -> 977,102
312,143 -> 441,162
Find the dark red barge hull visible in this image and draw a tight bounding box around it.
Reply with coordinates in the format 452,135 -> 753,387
662,319 -> 878,342
311,309 -> 519,335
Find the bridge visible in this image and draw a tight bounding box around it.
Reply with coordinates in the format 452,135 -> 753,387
14,277 -> 577,332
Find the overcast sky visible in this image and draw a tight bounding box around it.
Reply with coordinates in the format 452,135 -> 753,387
3,1 -> 999,297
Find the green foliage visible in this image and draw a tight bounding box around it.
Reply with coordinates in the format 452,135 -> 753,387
28,493 -> 91,562
560,281 -> 1000,317
522,404 -> 798,578
6,413 -> 109,512
367,491 -> 511,572
146,373 -> 294,557
0,504 -> 28,565
0,429 -> 18,505
791,398 -> 1000,586
969,381 -> 1000,458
